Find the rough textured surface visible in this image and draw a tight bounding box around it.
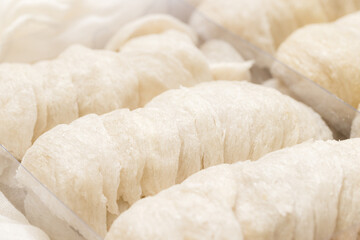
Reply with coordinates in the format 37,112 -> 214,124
120,51 -> 194,107
20,81 -> 332,236
0,65 -> 37,159
0,191 -> 50,240
275,12 -> 360,108
190,0 -> 360,54
119,30 -> 212,84
0,15 -> 212,159
107,14 -> 211,85
106,139 -> 360,240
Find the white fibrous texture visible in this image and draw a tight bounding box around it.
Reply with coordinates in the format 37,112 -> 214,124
200,40 -> 253,81
107,15 -> 212,85
0,15 -> 212,159
0,0 -> 156,63
106,139 -> 360,240
190,0 -> 360,54
0,191 -> 50,240
274,12 -> 360,108
19,81 -> 332,237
